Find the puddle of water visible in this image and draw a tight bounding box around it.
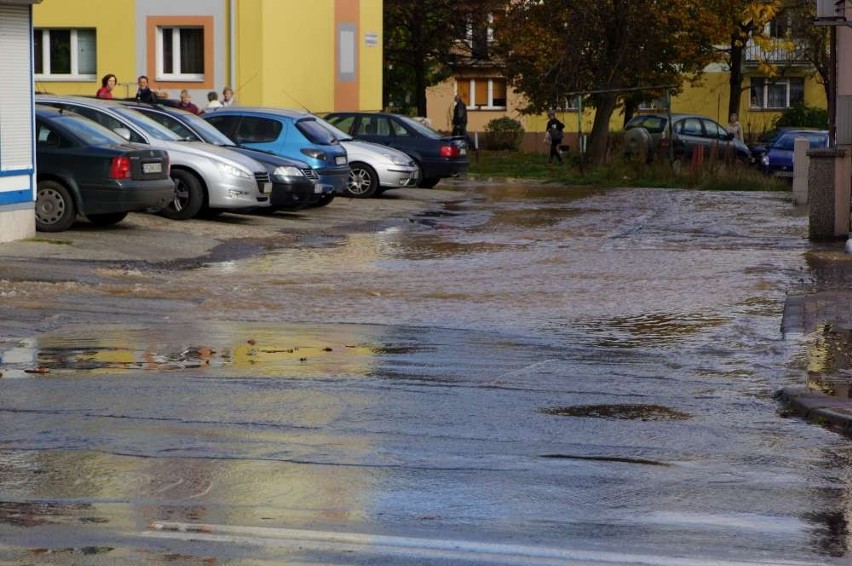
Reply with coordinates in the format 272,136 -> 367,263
539,404 -> 691,421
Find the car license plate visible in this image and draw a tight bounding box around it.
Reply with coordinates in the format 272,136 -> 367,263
335,156 -> 347,165
261,182 -> 271,194
460,148 -> 467,155
143,162 -> 162,174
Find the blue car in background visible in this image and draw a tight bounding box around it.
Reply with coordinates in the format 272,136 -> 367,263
761,130 -> 829,177
204,108 -> 349,206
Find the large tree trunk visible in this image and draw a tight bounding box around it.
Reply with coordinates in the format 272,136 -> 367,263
727,31 -> 745,120
414,58 -> 428,117
586,93 -> 619,164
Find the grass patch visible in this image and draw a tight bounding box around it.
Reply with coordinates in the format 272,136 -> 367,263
468,150 -> 790,191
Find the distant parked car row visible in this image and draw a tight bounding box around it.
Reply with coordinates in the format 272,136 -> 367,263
622,111 -> 830,181
32,95 -> 470,232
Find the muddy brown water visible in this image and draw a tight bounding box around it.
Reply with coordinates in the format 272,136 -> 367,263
0,183 -> 850,564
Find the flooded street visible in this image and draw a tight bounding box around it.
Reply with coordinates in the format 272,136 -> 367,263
1,183 -> 852,564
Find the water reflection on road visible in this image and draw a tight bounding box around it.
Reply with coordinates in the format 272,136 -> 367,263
1,184 -> 851,564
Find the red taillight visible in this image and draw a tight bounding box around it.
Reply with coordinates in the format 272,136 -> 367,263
110,156 -> 132,179
440,144 -> 461,158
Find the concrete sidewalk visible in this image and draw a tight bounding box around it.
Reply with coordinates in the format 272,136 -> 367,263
780,286 -> 852,433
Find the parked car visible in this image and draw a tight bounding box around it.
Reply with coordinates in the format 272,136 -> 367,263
623,113 -> 750,163
748,127 -> 821,165
203,108 -> 349,206
33,106 -> 174,232
760,130 -> 829,177
114,101 -> 330,211
36,95 -> 272,220
322,111 -> 469,189
313,116 -> 419,198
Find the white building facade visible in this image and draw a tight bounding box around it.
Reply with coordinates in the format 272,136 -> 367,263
0,0 -> 40,243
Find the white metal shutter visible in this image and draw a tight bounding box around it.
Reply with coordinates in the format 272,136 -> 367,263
0,4 -> 34,171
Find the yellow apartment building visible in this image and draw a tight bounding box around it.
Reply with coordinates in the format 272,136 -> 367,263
33,0 -> 383,113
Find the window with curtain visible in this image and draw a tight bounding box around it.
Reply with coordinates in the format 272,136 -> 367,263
456,78 -> 507,109
34,28 -> 96,79
750,77 -> 805,109
157,27 -> 204,80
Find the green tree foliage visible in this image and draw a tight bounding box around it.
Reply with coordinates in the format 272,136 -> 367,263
774,103 -> 829,128
494,0 -> 724,164
383,0 -> 503,116
482,117 -> 525,150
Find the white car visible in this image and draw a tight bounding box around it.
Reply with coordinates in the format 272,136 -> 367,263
36,95 -> 272,220
316,117 -> 419,198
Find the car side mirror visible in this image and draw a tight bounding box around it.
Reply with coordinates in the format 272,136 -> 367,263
114,127 -> 132,141
724,132 -> 735,141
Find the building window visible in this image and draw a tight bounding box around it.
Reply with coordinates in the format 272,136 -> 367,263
156,27 -> 204,80
750,77 -> 804,109
146,16 -> 213,88
457,78 -> 507,110
33,29 -> 96,80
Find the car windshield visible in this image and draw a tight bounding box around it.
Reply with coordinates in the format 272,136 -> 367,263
111,106 -> 182,141
395,115 -> 442,138
626,115 -> 668,134
295,118 -> 339,145
313,116 -> 353,141
47,113 -> 128,145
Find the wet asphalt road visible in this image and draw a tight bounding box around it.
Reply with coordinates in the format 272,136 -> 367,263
1,182 -> 851,564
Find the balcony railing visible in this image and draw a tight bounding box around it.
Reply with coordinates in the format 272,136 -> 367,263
744,38 -> 812,66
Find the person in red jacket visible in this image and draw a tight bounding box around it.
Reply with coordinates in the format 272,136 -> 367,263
177,89 -> 202,115
96,74 -> 117,99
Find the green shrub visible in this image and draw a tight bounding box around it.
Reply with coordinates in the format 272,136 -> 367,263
774,104 -> 829,129
481,117 -> 524,150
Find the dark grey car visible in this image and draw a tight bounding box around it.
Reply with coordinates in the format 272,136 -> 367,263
623,113 -> 750,163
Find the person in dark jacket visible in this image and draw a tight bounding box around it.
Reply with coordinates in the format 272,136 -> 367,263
546,111 -> 565,164
135,75 -> 157,103
451,94 -> 468,138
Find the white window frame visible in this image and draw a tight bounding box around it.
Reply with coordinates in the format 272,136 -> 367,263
464,78 -> 507,110
750,77 -> 804,110
33,28 -> 96,81
155,26 -> 204,82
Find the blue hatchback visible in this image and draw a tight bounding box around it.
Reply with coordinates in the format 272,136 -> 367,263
204,108 -> 349,196
761,130 -> 829,177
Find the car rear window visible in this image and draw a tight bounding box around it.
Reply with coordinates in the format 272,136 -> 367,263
296,118 -> 339,145
396,115 -> 441,138
626,115 -> 667,134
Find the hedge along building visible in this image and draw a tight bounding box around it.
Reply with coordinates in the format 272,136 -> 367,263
425,8 -> 826,153
0,0 -> 40,244
32,0 -> 382,115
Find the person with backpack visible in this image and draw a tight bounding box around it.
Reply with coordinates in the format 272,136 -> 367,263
546,110 -> 565,164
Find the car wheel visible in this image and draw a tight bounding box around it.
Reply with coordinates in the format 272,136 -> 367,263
311,193 -> 335,208
419,177 -> 440,189
624,127 -> 653,161
36,180 -> 76,232
159,169 -> 204,220
87,212 -> 128,226
345,162 -> 379,198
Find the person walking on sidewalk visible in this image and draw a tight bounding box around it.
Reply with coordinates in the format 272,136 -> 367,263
546,111 -> 564,164
451,94 -> 468,138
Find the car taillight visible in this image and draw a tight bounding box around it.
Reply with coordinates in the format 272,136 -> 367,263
110,156 -> 132,179
164,154 -> 170,176
440,144 -> 461,158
